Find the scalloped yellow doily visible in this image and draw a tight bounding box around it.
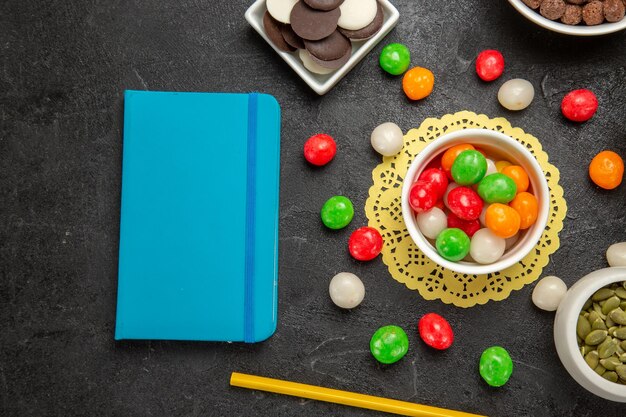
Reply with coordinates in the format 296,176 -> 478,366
365,111 -> 567,307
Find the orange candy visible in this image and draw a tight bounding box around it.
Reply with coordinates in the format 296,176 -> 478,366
509,192 -> 538,229
502,165 -> 529,194
402,67 -> 435,100
589,150 -> 624,190
441,144 -> 475,172
485,203 -> 521,238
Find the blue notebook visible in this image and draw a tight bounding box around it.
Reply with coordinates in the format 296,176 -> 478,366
115,90 -> 280,343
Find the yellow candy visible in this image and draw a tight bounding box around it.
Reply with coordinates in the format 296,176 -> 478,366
495,160 -> 512,173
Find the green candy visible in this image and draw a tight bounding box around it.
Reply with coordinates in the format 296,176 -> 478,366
379,43 -> 411,76
480,346 -> 513,387
435,228 -> 470,262
451,150 -> 487,185
477,173 -> 517,203
321,196 -> 354,230
370,325 -> 409,364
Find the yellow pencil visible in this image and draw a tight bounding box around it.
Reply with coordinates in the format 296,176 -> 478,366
230,372 -> 487,417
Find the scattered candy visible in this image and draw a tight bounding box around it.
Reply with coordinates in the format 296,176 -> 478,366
470,228 -> 506,264
418,168 -> 449,199
304,133 -> 337,166
447,212 -> 481,238
561,89 -> 598,122
451,150 -> 488,185
485,203 -> 520,239
402,67 -> 435,101
379,43 -> 411,75
607,242 -> 626,267
321,196 -> 354,229
349,227 -> 383,261
441,144 -> 475,173
477,173 -> 517,204
495,160 -> 512,173
409,180 -> 438,213
416,207 -> 448,240
329,272 -> 365,309
447,186 -> 483,221
418,313 -> 454,350
479,346 -> 513,387
370,325 -> 409,364
509,192 -> 538,230
501,165 -> 529,194
532,275 -> 567,311
497,78 -> 534,111
589,150 -> 624,190
436,228 -> 471,262
475,50 -> 505,82
371,122 -> 404,156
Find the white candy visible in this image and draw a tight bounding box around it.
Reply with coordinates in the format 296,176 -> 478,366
371,122 -> 404,156
486,159 -> 498,176
470,228 -> 505,264
416,207 -> 447,240
479,204 -> 490,226
606,242 -> 626,267
532,276 -> 567,311
443,183 -> 459,209
266,0 -> 299,24
299,49 -> 334,75
498,79 -> 534,111
338,0 -> 378,30
329,272 -> 365,309
505,233 -> 519,250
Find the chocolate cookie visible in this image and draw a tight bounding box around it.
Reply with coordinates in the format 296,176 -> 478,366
309,47 -> 352,69
280,24 -> 305,49
290,1 -> 341,41
266,0 -> 299,24
338,0 -> 378,30
304,30 -> 351,61
338,1 -> 383,40
303,0 -> 344,11
263,11 -> 295,52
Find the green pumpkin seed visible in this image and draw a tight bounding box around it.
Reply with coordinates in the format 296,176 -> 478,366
592,318 -> 608,331
621,301 -> 626,310
618,343 -> 625,355
602,371 -> 619,383
609,308 -> 626,325
593,303 -> 607,320
609,326 -> 618,336
587,311 -> 601,327
592,288 -> 615,301
621,353 -> 626,363
598,337 -> 619,359
621,340 -> 626,350
623,281 -> 626,290
585,329 -> 608,345
615,287 -> 626,299
600,357 -> 622,371
606,315 -> 616,328
602,296 -> 622,315
577,315 -> 592,339
585,350 -> 600,369
616,365 -> 626,380
594,363 -> 606,376
615,327 -> 626,339
582,298 -> 593,310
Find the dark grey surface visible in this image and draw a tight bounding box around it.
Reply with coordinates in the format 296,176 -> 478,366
1,1 -> 626,416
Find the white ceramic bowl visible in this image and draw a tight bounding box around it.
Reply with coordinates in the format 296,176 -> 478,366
401,129 -> 550,275
554,267 -> 626,402
245,0 -> 399,95
508,0 -> 626,36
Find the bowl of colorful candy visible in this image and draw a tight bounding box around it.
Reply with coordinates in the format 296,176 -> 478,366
553,267 -> 626,402
401,129 -> 550,275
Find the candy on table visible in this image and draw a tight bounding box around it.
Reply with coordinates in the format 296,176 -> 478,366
304,133 -> 337,166
447,186 -> 484,221
509,192 -> 538,229
607,242 -> 626,267
370,325 -> 409,364
477,173 -> 517,204
451,150 -> 488,185
436,228 -> 471,262
416,207 -> 448,240
470,228 -> 506,265
447,212 -> 481,238
501,165 -> 529,194
485,203 -> 521,239
475,49 -> 505,82
418,168 -> 449,199
370,122 -> 404,156
348,227 -> 383,261
409,180 -> 438,213
497,78 -> 534,111
402,67 -> 435,101
495,160 -> 512,173
589,150 -> 624,190
329,272 -> 365,309
561,89 -> 598,122
418,313 -> 454,350
531,275 -> 567,311
321,196 -> 354,229
379,43 -> 411,76
479,346 -> 513,387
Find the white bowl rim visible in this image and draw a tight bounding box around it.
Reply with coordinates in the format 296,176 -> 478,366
508,0 -> 626,36
554,267 -> 626,402
401,128 -> 551,275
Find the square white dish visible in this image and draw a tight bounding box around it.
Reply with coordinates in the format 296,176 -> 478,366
245,0 -> 400,95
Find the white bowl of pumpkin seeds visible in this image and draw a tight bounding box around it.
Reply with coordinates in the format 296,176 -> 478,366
554,267 -> 626,402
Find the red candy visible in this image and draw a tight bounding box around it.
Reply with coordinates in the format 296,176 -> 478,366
447,186 -> 483,221
475,50 -> 505,82
418,313 -> 454,350
561,89 -> 598,122
418,168 -> 449,199
348,227 -> 383,261
304,133 -> 337,166
447,212 -> 480,237
409,180 -> 438,213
